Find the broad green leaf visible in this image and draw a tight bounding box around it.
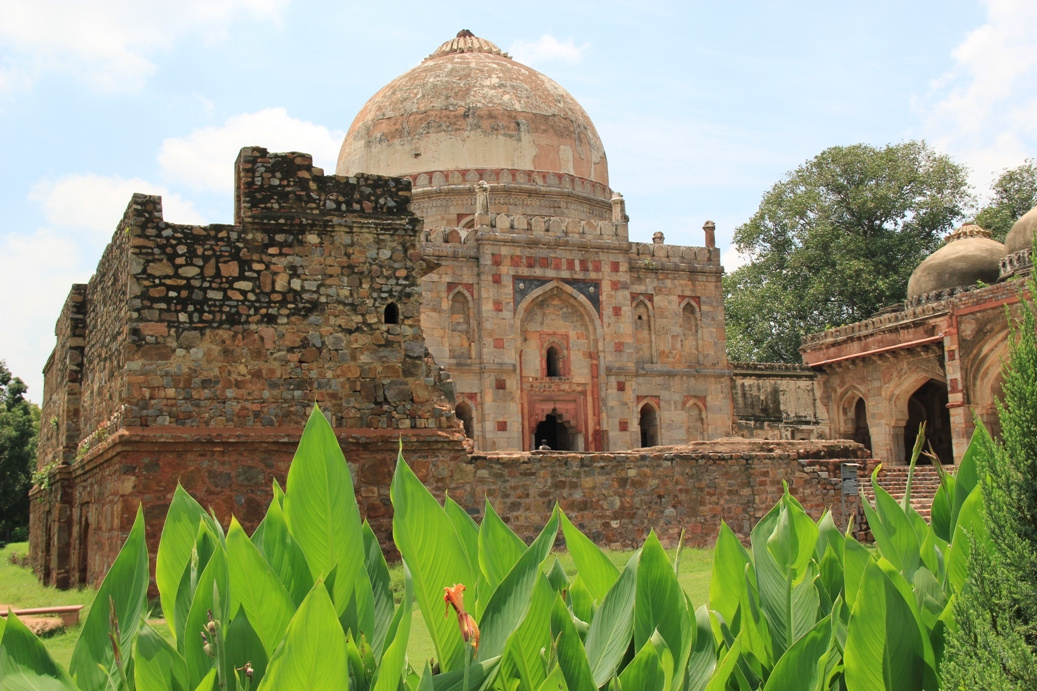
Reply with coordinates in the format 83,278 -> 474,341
222,609 -> 268,688
635,531 -> 692,685
585,554 -> 638,686
258,581 -> 350,690
174,521 -> 220,650
444,495 -> 480,589
762,614 -> 832,691
843,537 -> 872,611
363,520 -> 396,660
705,640 -> 742,691
372,562 -> 412,691
193,668 -> 217,691
134,621 -> 189,691
0,612 -> 77,690
685,604 -> 718,691
69,505 -> 149,691
429,655 -> 503,691
946,484 -> 987,593
283,406 -> 368,636
391,453 -> 475,672
844,560 -> 934,691
862,467 -> 920,579
618,637 -> 667,691
479,499 -> 528,599
752,494 -> 819,657
478,507 -> 560,661
929,476 -> 953,543
226,517 -> 296,659
551,594 -> 597,691
561,509 -> 621,603
736,563 -> 773,670
252,480 -> 314,607
950,425 -> 986,533
184,544 -> 229,689
157,484 -> 212,645
499,574 -> 555,691
568,575 -> 595,625
815,511 -> 844,563
535,666 -> 567,691
710,522 -> 751,626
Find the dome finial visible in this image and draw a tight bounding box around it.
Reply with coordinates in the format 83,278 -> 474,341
457,29 -> 475,38
426,31 -> 509,61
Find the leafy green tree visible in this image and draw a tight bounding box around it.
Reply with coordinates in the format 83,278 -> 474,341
0,360 -> 40,542
975,158 -> 1037,242
943,285 -> 1037,689
724,141 -> 973,362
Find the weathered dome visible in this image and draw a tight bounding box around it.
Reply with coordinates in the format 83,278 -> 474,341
907,224 -> 1005,299
1003,204 -> 1037,255
336,30 -> 609,185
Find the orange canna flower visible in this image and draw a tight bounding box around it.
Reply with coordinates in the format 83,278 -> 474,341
444,583 -> 480,652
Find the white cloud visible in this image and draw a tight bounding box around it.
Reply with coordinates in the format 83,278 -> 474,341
158,108 -> 344,193
720,245 -> 750,273
0,0 -> 288,92
509,35 -> 589,66
917,0 -> 1037,190
29,173 -> 206,236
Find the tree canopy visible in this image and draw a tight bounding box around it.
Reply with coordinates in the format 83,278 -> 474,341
0,360 -> 40,541
975,158 -> 1037,242
723,141 -> 973,363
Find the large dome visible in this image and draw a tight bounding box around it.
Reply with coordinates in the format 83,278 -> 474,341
1004,204 -> 1037,255
336,30 -> 609,186
906,223 -> 1005,299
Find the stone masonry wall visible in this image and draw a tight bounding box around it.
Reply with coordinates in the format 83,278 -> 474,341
37,285 -> 87,469
416,439 -> 874,549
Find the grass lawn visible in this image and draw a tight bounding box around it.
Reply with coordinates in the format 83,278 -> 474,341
2,541 -> 713,673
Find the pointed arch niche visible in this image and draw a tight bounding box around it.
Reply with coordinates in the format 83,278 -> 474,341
680,298 -> 701,365
632,298 -> 655,365
639,402 -> 660,447
448,287 -> 474,360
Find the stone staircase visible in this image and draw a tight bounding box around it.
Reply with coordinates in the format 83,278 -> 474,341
860,464 -> 947,521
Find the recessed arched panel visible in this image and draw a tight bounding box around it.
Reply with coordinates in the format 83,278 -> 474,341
633,299 -> 654,365
681,301 -> 700,364
639,403 -> 660,447
449,289 -> 473,360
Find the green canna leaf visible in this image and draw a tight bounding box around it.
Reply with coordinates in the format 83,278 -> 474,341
221,609 -> 268,688
69,504 -> 149,691
372,561 -> 412,691
551,594 -> 597,691
157,485 -> 215,646
929,475 -> 954,543
226,516 -> 296,660
0,611 -> 77,690
861,467 -> 920,580
685,604 -> 718,691
252,479 -> 314,607
844,559 -> 938,691
499,573 -> 555,691
183,543 -> 229,689
363,520 -> 396,661
705,639 -> 742,691
585,553 -> 638,686
258,581 -> 350,690
560,509 -> 621,603
479,499 -> 528,600
946,484 -> 987,593
283,406 -> 370,640
635,531 -> 692,686
478,507 -> 560,661
444,495 -> 480,593
617,636 -> 667,691
762,614 -> 833,691
134,620 -> 189,691
949,425 -> 987,534
710,521 -> 751,626
391,451 -> 475,672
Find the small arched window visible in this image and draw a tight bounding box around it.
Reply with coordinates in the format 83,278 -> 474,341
639,404 -> 660,447
546,346 -> 562,377
384,302 -> 399,325
455,401 -> 475,440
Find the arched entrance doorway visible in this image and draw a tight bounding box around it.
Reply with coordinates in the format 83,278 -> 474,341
639,404 -> 660,447
852,398 -> 872,452
535,411 -> 573,450
903,380 -> 952,465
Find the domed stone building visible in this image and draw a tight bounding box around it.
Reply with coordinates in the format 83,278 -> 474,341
336,31 -> 734,451
801,218 -> 1027,466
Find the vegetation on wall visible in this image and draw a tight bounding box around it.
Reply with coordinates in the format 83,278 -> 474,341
0,359 -> 39,542
0,398 -> 989,690
724,142 -> 973,363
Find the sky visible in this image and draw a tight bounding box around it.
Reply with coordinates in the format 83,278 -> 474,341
1,0 -> 1034,402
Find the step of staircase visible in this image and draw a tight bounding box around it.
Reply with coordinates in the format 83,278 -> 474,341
860,465 -> 949,522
